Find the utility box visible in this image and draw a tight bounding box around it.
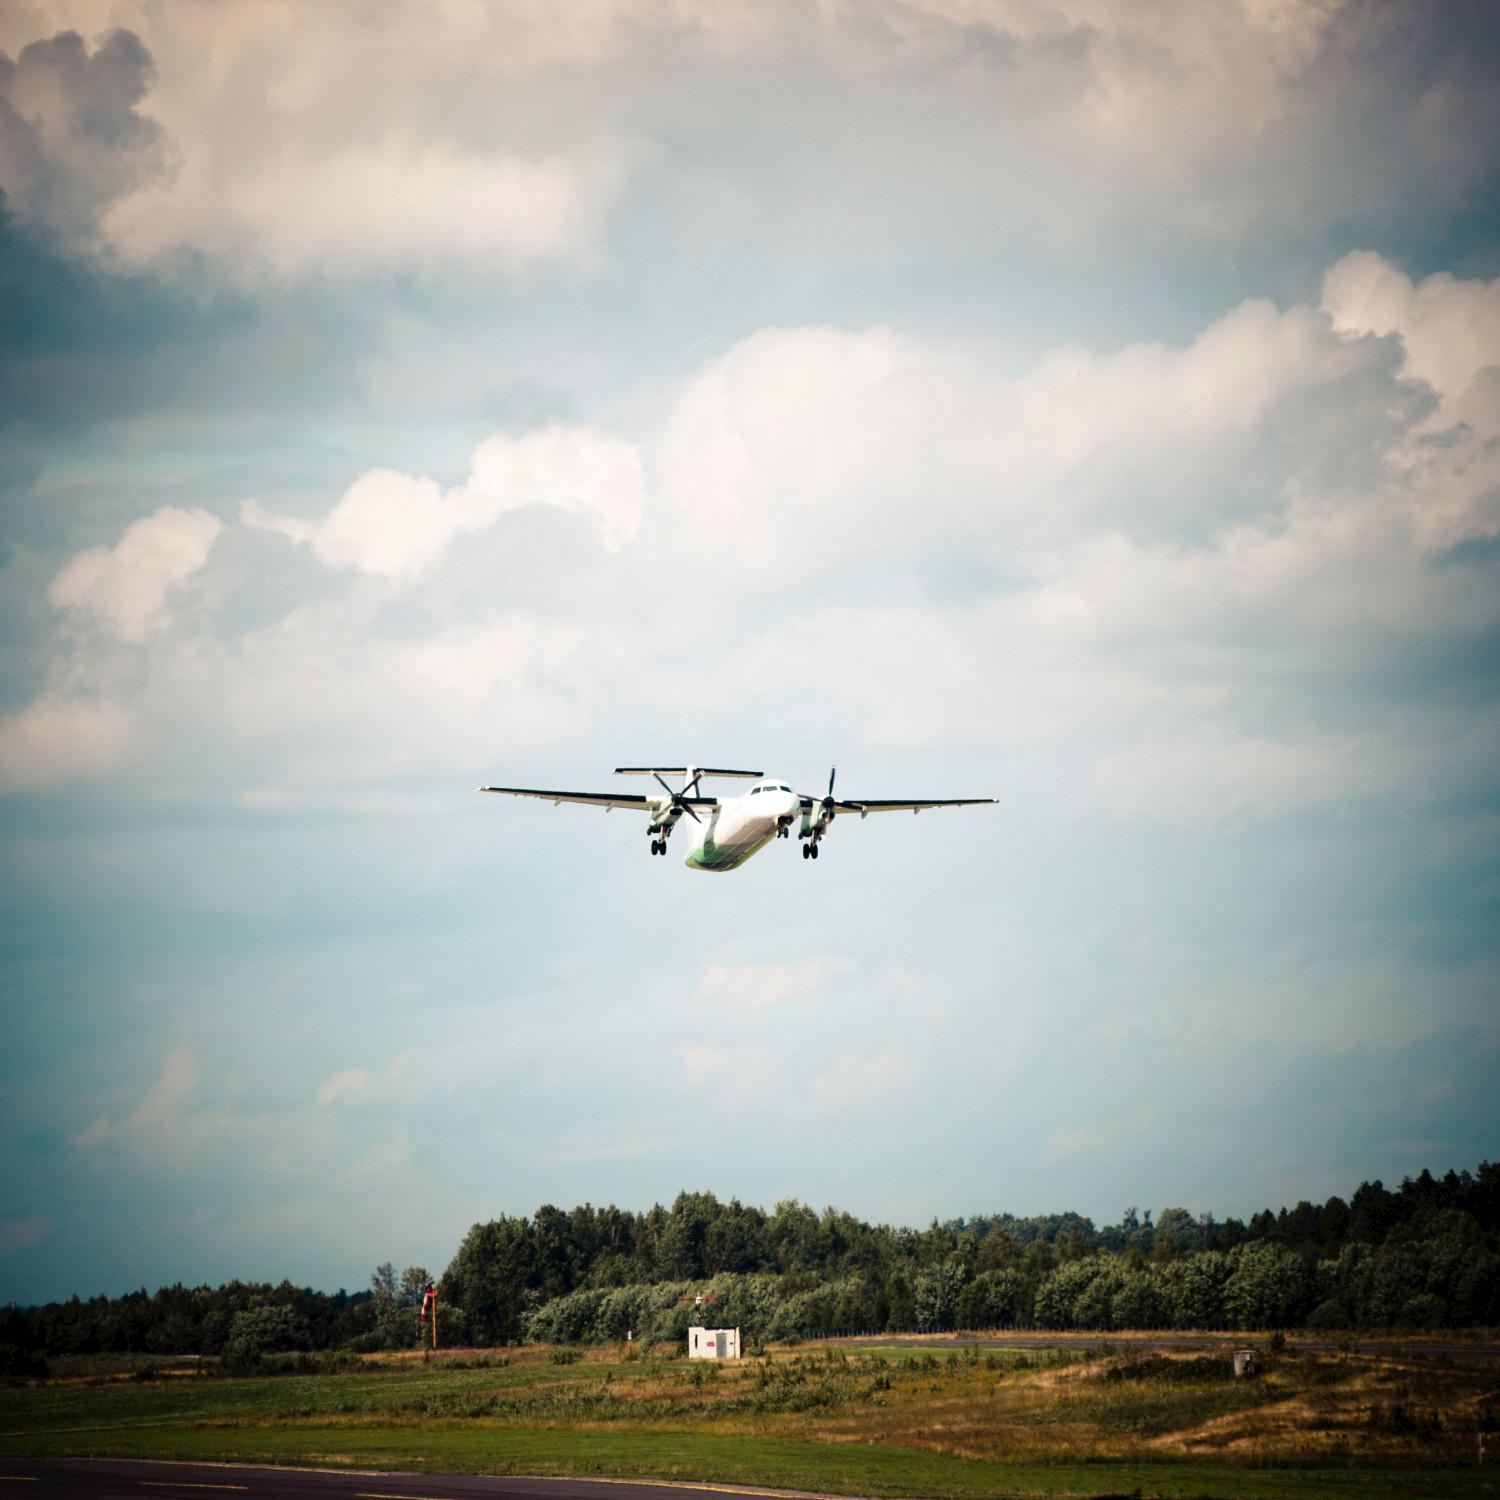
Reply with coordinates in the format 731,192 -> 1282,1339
1233,1349 -> 1261,1378
688,1326 -> 741,1360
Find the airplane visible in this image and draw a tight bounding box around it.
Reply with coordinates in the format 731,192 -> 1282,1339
478,766 -> 997,872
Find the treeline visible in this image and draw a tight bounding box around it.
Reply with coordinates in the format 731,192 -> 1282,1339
3,1164 -> 1496,1368
0,1264 -> 431,1372
445,1166 -> 1499,1344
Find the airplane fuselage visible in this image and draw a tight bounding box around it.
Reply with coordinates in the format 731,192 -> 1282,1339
682,781 -> 802,872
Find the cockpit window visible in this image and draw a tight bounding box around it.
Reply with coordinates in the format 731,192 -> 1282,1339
777,784 -> 790,792
750,786 -> 761,795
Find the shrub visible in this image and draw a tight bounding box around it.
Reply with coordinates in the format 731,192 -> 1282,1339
0,1343 -> 48,1380
1102,1355 -> 1234,1384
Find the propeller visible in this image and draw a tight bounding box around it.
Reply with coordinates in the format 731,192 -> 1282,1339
653,770 -> 703,822
806,767 -> 838,832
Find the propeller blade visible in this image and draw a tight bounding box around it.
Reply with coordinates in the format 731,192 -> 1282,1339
653,769 -> 702,820
827,766 -> 836,803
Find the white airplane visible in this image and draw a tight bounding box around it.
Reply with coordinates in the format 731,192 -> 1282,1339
479,766 -> 996,872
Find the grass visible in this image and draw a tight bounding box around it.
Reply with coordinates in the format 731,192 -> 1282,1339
3,1340 -> 1497,1499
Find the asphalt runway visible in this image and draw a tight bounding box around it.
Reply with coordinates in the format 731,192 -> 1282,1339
0,1461 -> 827,1500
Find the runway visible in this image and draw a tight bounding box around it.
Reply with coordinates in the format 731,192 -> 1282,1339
0,1461 -> 834,1500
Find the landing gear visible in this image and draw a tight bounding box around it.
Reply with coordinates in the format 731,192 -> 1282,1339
649,836 -> 668,856
802,841 -> 820,860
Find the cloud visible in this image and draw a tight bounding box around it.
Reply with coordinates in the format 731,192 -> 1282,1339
1041,1110 -> 1153,1166
696,960 -> 839,1014
659,299 -> 1394,581
1322,252 -> 1500,550
8,261 -> 1495,832
316,1068 -> 372,1107
68,1114 -> 109,1150
0,692 -> 136,793
244,426 -> 643,583
1323,251 -> 1500,407
681,1044 -> 728,1077
0,1213 -> 56,1257
217,608 -> 600,788
0,28 -> 167,244
5,0 -> 1496,288
0,505 -> 216,795
70,1047 -> 199,1160
49,504 -> 221,641
103,140 -> 622,277
345,1129 -> 413,1183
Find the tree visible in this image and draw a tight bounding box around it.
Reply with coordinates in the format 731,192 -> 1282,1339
1222,1242 -> 1313,1329
221,1302 -> 308,1369
913,1258 -> 967,1331
1159,1250 -> 1230,1329
1152,1207 -> 1202,1261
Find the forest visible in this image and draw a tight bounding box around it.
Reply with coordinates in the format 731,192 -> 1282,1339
4,1162 -> 1495,1369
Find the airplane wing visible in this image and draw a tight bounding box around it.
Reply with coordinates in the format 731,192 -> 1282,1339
801,796 -> 997,816
479,786 -> 720,813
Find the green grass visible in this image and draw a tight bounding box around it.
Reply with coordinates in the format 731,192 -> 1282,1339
3,1345 -> 1496,1500
5,1424 -> 1498,1499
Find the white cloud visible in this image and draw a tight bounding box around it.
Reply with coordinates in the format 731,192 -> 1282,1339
244,425 -> 643,584
0,693 -> 136,793
217,608 -> 599,788
696,959 -> 839,1014
71,1047 -> 200,1161
659,300 -> 1388,581
0,6 -> 635,276
1322,253 -> 1500,549
103,141 -> 619,277
345,1129 -> 413,1183
49,505 -> 221,642
3,0 -> 1488,282
10,260 -> 1495,831
681,1044 -> 729,1077
315,1068 -> 372,1107
1041,1110 -> 1152,1165
1323,250 -> 1500,404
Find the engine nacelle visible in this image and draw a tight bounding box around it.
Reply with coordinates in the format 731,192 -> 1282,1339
799,801 -> 833,840
648,796 -> 682,831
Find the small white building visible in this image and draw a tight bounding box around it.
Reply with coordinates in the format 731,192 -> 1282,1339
688,1325 -> 741,1360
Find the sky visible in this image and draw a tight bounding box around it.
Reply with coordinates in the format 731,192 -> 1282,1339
1,0 -> 1497,1307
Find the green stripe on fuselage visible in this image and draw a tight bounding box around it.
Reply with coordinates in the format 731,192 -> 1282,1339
684,825 -> 780,872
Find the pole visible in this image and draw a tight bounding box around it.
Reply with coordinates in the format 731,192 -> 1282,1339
432,1289 -> 438,1353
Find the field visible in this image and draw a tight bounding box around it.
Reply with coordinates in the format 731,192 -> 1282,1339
3,1335 -> 1498,1499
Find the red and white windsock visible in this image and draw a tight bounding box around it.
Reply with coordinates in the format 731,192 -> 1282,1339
419,1286 -> 437,1322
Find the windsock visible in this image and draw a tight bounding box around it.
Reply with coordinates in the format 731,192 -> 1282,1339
419,1286 -> 436,1322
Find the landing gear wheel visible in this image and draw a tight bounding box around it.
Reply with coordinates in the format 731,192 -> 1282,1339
801,843 -> 810,860
811,842 -> 820,859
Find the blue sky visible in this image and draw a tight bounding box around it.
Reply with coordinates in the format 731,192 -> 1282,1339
1,0 -> 1497,1306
